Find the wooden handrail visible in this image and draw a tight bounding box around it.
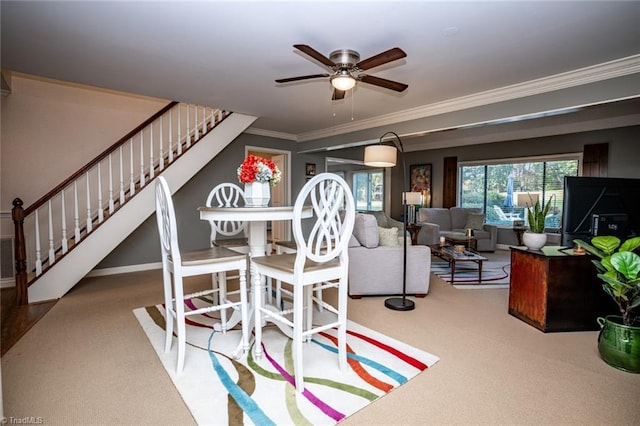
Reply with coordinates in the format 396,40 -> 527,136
12,102 -> 228,304
24,101 -> 179,216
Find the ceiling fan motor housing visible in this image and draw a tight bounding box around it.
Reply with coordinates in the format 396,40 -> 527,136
277,44 -> 408,96
329,49 -> 360,68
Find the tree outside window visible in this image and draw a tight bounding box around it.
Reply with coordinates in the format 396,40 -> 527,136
460,158 -> 578,229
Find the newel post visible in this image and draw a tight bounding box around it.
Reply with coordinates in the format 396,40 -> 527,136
12,198 -> 28,305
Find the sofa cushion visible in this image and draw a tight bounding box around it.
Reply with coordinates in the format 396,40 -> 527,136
450,207 -> 480,230
464,213 -> 486,231
378,227 -> 400,247
352,213 -> 379,248
348,234 -> 361,247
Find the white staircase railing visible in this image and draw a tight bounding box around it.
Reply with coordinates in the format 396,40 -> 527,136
12,102 -> 232,304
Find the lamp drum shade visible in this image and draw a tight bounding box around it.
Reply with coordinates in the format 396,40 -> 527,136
403,192 -> 423,205
364,145 -> 397,167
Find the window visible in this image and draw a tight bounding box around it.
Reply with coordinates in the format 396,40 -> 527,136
459,156 -> 580,229
352,169 -> 384,211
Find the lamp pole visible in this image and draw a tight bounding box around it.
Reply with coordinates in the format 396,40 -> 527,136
380,132 -> 415,311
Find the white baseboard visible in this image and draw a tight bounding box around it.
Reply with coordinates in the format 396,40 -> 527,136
0,262 -> 162,289
1,277 -> 15,288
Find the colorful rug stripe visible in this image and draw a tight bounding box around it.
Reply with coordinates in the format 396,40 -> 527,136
314,338 -> 405,386
317,331 -> 395,392
260,340 -> 346,422
133,299 -> 439,425
347,329 -> 429,371
207,332 -> 275,426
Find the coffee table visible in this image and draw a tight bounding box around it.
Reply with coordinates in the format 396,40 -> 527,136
445,234 -> 477,251
429,244 -> 488,283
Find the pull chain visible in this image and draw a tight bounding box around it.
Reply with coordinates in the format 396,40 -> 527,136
351,88 -> 354,121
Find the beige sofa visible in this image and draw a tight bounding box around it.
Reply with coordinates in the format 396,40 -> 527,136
415,207 -> 497,252
347,212 -> 431,298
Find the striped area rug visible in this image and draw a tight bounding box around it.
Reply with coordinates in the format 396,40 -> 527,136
133,298 -> 439,425
431,261 -> 510,289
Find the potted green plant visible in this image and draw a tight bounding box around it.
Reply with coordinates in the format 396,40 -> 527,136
574,235 -> 640,373
522,194 -> 554,250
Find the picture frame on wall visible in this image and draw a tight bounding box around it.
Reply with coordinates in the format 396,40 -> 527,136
410,163 -> 432,206
305,163 -> 316,176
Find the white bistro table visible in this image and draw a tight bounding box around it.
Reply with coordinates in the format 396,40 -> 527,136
198,205 -> 312,347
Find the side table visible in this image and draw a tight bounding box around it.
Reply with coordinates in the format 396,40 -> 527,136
406,223 -> 421,245
509,246 -> 617,332
513,226 -> 526,246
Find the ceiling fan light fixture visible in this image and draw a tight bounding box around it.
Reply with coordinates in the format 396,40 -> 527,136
277,45 -> 408,99
330,72 -> 356,91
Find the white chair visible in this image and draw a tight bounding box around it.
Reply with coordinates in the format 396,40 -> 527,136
493,205 -> 521,221
205,183 -> 249,249
271,240 -> 297,309
272,239 -> 327,312
252,173 -> 356,392
205,183 -> 274,305
155,176 -> 249,374
205,183 -> 249,308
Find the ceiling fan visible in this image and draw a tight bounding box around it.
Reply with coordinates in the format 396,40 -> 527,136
276,44 -> 408,100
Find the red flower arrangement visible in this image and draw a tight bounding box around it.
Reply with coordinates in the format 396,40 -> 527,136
237,155 -> 282,186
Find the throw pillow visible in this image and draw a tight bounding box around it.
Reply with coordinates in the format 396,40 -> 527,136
465,213 -> 486,231
352,213 -> 379,248
371,211 -> 389,228
378,227 -> 400,247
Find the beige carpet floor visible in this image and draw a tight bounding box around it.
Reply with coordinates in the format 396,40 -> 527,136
3,250 -> 640,425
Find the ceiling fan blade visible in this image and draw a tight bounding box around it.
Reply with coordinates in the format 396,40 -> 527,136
294,44 -> 336,67
360,74 -> 408,92
275,74 -> 330,83
332,89 -> 346,101
356,47 -> 407,71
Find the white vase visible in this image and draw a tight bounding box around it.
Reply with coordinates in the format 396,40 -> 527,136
244,182 -> 270,207
522,231 -> 547,251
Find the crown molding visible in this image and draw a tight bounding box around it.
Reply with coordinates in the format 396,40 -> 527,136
243,126 -> 297,141
272,54 -> 639,142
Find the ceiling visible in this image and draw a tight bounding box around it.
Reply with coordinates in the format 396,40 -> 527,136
2,1 -> 640,145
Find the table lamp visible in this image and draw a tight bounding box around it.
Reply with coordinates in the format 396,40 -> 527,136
465,228 -> 473,249
403,192 -> 422,223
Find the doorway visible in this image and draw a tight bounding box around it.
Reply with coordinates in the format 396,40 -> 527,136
246,146 -> 291,242
325,157 -> 392,216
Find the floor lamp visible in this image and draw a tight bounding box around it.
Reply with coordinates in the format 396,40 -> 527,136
364,131 -> 415,311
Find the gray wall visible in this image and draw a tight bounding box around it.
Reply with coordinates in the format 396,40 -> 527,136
97,133 -> 325,269
403,125 -> 640,213
314,125 -> 640,221
97,125 -> 640,269
401,125 -> 640,246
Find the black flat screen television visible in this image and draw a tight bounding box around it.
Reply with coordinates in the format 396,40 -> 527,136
561,176 -> 640,246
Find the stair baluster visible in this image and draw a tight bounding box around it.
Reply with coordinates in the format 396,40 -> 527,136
11,102 -> 235,304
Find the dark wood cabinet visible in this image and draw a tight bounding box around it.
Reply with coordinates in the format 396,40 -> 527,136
508,246 -> 616,332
